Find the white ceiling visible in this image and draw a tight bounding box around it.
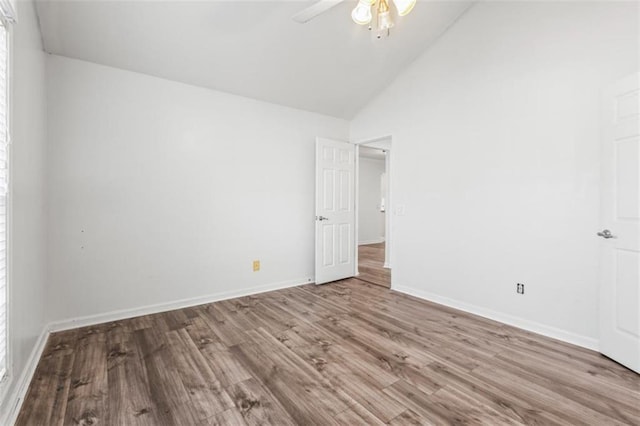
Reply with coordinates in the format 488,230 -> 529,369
35,0 -> 473,119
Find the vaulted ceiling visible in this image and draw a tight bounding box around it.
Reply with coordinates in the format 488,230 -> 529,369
36,0 -> 473,119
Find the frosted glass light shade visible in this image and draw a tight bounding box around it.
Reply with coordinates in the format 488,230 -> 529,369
392,0 -> 416,16
351,0 -> 374,25
378,10 -> 393,30
377,0 -> 394,30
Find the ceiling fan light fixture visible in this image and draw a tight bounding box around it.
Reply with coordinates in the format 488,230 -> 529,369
351,0 -> 375,25
392,0 -> 416,16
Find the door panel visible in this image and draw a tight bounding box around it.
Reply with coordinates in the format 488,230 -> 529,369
315,138 -> 356,285
339,223 -> 351,264
615,250 -> 639,337
616,138 -> 639,219
599,73 -> 640,373
322,224 -> 334,267
323,169 -> 335,210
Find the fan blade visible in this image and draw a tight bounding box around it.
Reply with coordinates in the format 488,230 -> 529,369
292,0 -> 346,23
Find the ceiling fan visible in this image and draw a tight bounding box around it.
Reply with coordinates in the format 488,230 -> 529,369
292,0 -> 417,37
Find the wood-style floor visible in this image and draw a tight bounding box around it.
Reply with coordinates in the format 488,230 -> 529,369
358,242 -> 390,288
17,280 -> 640,425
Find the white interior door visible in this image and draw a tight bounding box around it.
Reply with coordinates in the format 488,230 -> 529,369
315,137 -> 356,285
599,73 -> 640,373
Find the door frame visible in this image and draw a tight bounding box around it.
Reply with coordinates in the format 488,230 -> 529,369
354,135 -> 393,283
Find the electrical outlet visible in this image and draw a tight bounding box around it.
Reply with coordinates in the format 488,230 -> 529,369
253,260 -> 260,272
517,283 -> 525,294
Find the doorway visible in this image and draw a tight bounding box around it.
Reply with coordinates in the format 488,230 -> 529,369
356,137 -> 391,288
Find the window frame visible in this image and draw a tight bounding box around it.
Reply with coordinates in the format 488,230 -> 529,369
0,11 -> 12,401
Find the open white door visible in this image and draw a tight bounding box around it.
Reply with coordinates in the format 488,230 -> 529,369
599,73 -> 640,373
315,138 -> 356,285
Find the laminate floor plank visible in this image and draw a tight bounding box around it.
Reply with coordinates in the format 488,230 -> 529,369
275,319 -> 340,350
426,361 -> 602,425
345,306 -> 500,371
427,385 -> 524,426
127,314 -> 155,331
134,327 -> 199,425
63,331 -> 108,426
198,345 -> 254,389
164,329 -> 234,421
15,329 -> 80,425
504,334 -> 639,389
333,400 -> 387,425
16,279 -> 640,425
501,345 -> 640,402
290,340 -> 399,389
39,329 -> 79,359
105,322 -> 161,425
14,351 -> 75,426
291,285 -> 353,317
183,316 -> 229,353
211,300 -> 259,332
350,302 -> 506,361
196,303 -> 253,346
202,407 -> 249,426
282,319 -> 443,400
383,378 -> 467,425
475,356 -> 639,425
387,408 -> 428,425
330,372 -> 405,422
316,314 -> 438,369
226,377 -> 297,426
229,341 -> 343,425
474,364 -> 632,425
162,308 -> 193,331
265,290 -> 331,323
242,327 -> 355,418
248,301 -> 303,334
498,344 -> 640,397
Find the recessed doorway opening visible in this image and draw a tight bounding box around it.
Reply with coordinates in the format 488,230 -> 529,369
356,136 -> 392,288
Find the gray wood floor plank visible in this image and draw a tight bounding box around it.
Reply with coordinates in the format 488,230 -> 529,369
105,322 -> 161,425
63,330 -> 108,426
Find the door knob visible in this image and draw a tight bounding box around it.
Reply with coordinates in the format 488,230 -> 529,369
316,216 -> 329,221
597,229 -> 616,239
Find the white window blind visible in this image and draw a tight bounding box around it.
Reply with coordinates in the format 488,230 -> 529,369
0,21 -> 8,381
0,0 -> 15,386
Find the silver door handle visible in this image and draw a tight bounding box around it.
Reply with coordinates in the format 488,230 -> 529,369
316,216 -> 329,221
597,229 -> 616,239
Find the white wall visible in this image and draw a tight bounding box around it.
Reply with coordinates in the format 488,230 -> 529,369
358,156 -> 385,244
0,0 -> 48,419
45,55 -> 349,323
350,1 -> 639,347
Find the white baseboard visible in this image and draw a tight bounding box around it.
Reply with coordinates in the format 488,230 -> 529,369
358,238 -> 385,246
392,284 -> 599,352
48,277 -> 311,332
0,327 -> 50,426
